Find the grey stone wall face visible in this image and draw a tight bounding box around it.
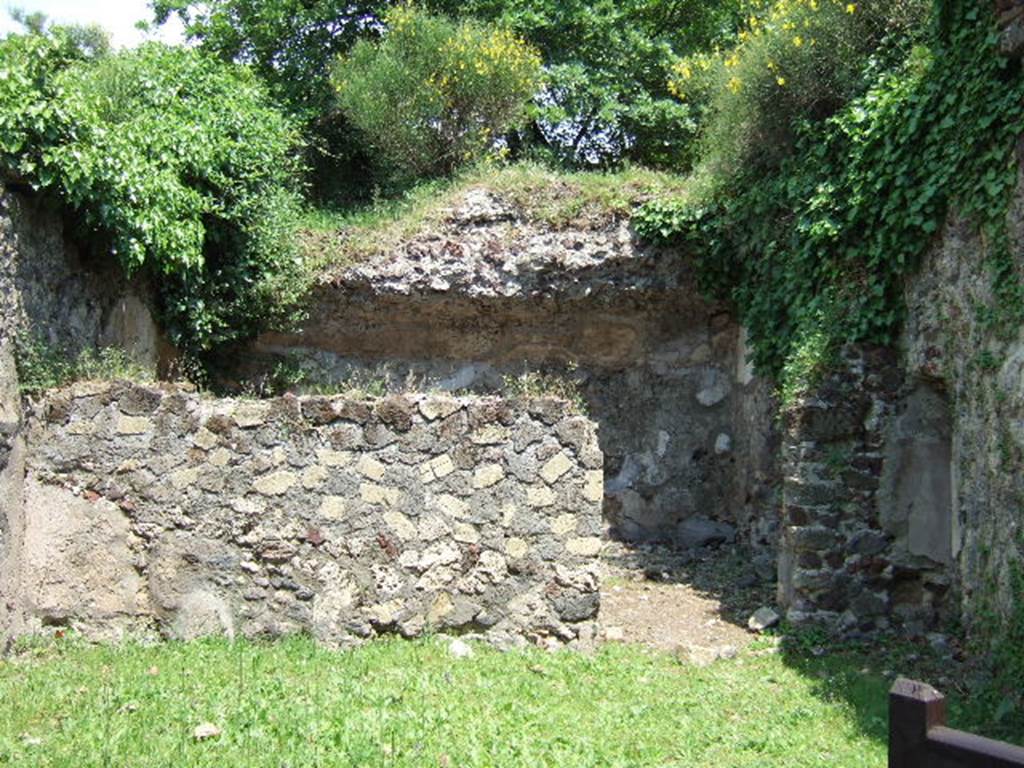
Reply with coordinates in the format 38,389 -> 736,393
777,347 -> 952,634
18,383 -> 604,647
0,194 -> 25,640
238,192 -> 779,549
0,189 -> 166,642
898,144 -> 1024,640
0,192 -> 160,364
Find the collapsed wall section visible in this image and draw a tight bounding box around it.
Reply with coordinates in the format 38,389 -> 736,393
20,382 -> 604,646
245,191 -> 778,548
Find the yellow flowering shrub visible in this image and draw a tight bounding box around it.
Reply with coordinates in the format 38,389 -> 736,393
670,0 -> 928,175
333,5 -> 542,182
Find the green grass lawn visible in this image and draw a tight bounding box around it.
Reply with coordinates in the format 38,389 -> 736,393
0,634 -> 904,768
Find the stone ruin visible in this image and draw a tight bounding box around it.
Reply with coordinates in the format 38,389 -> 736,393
16,382 -> 603,646
2,152 -> 1024,645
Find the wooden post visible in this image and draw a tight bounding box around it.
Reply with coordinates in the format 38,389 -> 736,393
889,678 -> 947,768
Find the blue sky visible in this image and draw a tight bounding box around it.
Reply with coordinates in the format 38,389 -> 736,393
0,0 -> 184,48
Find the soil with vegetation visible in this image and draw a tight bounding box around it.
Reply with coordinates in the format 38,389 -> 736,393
599,542 -> 774,654
0,634 -> 936,767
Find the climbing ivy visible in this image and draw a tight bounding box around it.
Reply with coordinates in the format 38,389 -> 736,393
635,1 -> 1024,399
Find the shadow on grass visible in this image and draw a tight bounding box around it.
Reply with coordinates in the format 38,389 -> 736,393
606,539 -> 1024,752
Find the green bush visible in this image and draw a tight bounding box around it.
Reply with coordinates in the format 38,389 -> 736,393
671,0 -> 928,176
152,0 -> 386,204
427,0 -> 747,169
155,0 -> 745,175
0,35 -> 307,355
333,6 -> 542,182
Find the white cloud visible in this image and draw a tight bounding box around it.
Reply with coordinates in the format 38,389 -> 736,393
0,0 -> 185,48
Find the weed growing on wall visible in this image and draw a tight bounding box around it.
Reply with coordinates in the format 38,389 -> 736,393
503,364 -> 588,414
636,2 -> 1024,402
14,333 -> 153,394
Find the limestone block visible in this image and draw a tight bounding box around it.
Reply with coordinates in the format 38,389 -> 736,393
317,448 -> 354,467
476,551 -> 508,581
421,453 -> 457,483
582,470 -> 604,503
193,428 -> 219,450
116,415 -> 152,435
505,538 -> 529,559
170,467 -> 200,490
540,452 -> 574,484
470,426 -> 509,445
233,403 -> 267,428
427,592 -> 454,624
208,448 -> 232,467
526,486 -> 556,508
550,514 -> 577,536
356,455 -> 387,481
437,494 -> 469,518
419,396 -> 461,421
384,510 -> 417,540
417,514 -> 451,541
566,537 -> 602,557
301,465 -> 329,489
318,496 -> 347,520
253,471 -> 297,496
361,483 -> 400,507
453,522 -> 480,544
473,463 -> 504,489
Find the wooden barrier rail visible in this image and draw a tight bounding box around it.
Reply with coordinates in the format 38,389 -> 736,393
890,679 -> 1024,767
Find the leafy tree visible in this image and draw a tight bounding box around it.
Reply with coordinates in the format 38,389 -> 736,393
151,0 -> 380,120
427,0 -> 746,168
0,33 -> 306,355
151,0 -> 747,174
9,6 -> 111,58
151,0 -> 386,200
334,6 -> 542,181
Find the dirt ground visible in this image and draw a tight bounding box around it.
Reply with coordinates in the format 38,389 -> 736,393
597,541 -> 777,658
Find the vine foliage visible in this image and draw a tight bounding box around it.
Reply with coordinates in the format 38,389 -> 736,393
0,34 -> 307,356
635,1 -> 1024,400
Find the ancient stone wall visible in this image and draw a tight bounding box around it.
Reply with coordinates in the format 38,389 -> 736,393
777,346 -> 952,634
15,382 -> 603,647
241,191 -> 778,548
779,141 -> 1024,639
0,189 -> 169,641
0,193 -> 25,640
898,142 -> 1024,641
